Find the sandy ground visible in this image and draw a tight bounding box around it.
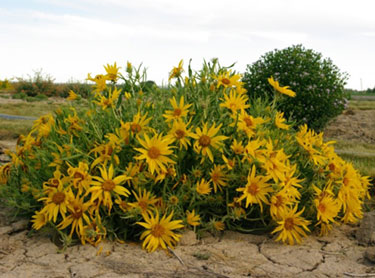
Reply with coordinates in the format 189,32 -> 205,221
1,209 -> 375,278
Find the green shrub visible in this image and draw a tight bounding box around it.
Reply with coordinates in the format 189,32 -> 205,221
242,44 -> 349,131
0,79 -> 14,90
14,70 -> 56,97
55,82 -> 93,98
0,60 -> 370,253
12,92 -> 27,100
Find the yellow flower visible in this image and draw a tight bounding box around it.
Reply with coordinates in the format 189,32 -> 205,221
90,142 -> 121,169
126,61 -> 132,73
236,165 -> 272,212
87,73 -> 108,93
96,87 -> 121,110
67,162 -> 92,196
220,89 -> 250,113
163,96 -> 192,122
169,195 -> 179,205
296,125 -> 327,166
67,90 -> 79,101
137,210 -> 184,252
115,197 -> 131,212
318,222 -> 333,236
134,133 -> 175,174
259,141 -> 290,183
31,210 -> 48,230
191,122 -> 228,163
64,110 -> 84,135
272,206 -> 310,245
167,119 -> 194,150
215,71 -> 243,88
129,112 -> 153,136
32,114 -> 54,131
116,120 -> 131,145
270,191 -> 294,220
228,197 -> 246,217
275,111 -> 290,130
39,182 -> 74,222
279,164 -> 303,200
191,167 -> 203,178
209,164 -> 228,193
267,76 -> 296,97
129,189 -> 159,214
169,59 -> 184,81
0,163 -> 11,184
104,62 -> 120,82
186,210 -> 201,226
314,192 -> 341,224
82,216 -> 107,246
196,178 -> 212,195
32,114 -> 55,139
88,164 -> 131,212
57,195 -> 92,237
337,164 -> 365,224
234,110 -> 265,138
244,138 -> 266,162
222,155 -> 235,170
231,139 -> 245,155
213,220 -> 225,231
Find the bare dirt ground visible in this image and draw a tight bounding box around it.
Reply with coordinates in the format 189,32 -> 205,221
1,209 -> 375,278
1,98 -> 375,277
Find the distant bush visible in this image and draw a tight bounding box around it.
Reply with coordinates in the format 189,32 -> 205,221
243,45 -> 349,131
54,82 -> 92,98
13,70 -> 93,99
345,88 -> 375,96
0,79 -> 14,91
12,92 -> 27,100
14,70 -> 56,97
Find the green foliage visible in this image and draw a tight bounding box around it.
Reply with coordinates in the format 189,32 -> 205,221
0,60 -> 370,251
14,70 -> 56,97
0,79 -> 13,90
346,87 -> 375,96
12,92 -> 28,100
243,44 -> 349,131
54,82 -> 93,98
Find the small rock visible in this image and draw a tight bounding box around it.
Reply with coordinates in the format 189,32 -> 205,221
365,246 -> 375,263
10,220 -> 29,233
179,230 -> 198,246
356,211 -> 375,245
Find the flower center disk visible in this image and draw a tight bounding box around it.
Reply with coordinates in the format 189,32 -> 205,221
102,180 -> 116,191
199,135 -> 211,147
148,146 -> 160,159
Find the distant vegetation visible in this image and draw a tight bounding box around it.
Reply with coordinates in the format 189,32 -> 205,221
345,87 -> 375,96
0,70 -> 92,99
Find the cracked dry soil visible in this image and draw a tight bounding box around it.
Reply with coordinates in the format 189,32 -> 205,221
1,206 -> 375,278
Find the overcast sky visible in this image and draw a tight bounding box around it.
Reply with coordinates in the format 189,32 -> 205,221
1,0 -> 374,89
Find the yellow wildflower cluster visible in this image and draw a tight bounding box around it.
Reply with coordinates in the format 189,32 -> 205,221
0,60 -> 371,253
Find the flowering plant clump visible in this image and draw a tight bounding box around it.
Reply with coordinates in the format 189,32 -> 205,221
0,59 -> 370,252
242,44 -> 349,131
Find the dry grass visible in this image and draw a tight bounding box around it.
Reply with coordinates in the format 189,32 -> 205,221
324,98 -> 375,177
0,97 -> 73,139
349,100 -> 375,110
